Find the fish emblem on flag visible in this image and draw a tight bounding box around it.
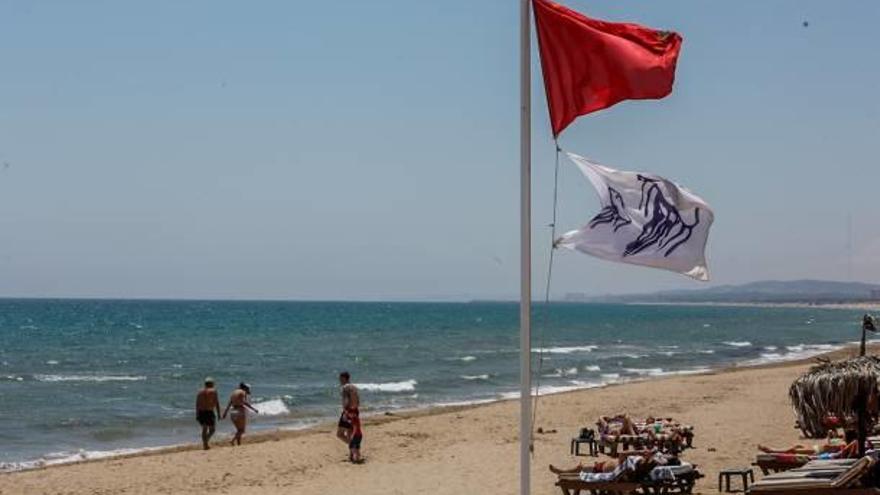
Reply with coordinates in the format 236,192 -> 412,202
555,152 -> 713,281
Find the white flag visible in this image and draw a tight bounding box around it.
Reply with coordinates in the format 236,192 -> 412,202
556,152 -> 714,281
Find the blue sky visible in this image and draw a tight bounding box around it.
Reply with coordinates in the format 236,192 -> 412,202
1,0 -> 878,300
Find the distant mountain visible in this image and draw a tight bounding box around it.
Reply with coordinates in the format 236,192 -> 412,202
577,279 -> 880,304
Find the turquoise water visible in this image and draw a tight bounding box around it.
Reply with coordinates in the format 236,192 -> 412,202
0,299 -> 868,470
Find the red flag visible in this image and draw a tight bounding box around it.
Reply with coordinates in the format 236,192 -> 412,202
533,0 -> 682,136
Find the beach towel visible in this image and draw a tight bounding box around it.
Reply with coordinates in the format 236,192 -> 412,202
649,462 -> 694,481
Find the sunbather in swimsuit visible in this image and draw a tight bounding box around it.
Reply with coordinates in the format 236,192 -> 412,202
222,383 -> 258,446
551,452 -> 668,483
549,459 -> 617,475
549,449 -> 670,476
598,415 -> 638,436
759,430 -> 858,458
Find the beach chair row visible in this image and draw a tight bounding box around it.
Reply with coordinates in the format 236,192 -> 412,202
598,432 -> 694,457
554,461 -> 703,495
555,456 -> 878,495
748,456 -> 879,495
595,417 -> 695,456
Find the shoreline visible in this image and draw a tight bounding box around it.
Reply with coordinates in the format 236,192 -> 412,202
623,301 -> 880,311
3,342 -> 876,494
3,340 -> 871,477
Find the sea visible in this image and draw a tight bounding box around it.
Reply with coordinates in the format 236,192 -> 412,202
0,299 -> 871,471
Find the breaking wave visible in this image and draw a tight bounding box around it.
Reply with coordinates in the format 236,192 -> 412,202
357,379 -> 417,393
0,446 -> 169,472
723,341 -> 752,347
33,374 -> 147,383
252,399 -> 290,417
533,345 -> 598,354
461,374 -> 490,381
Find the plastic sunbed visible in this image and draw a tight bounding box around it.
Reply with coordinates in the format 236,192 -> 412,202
554,462 -> 702,495
754,453 -> 813,475
749,456 -> 875,495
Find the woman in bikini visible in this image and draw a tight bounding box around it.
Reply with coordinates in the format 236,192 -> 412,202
549,449 -> 662,476
550,459 -> 618,475
222,383 -> 259,446
758,429 -> 858,458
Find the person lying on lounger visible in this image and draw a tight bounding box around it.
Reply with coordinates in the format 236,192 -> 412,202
550,458 -> 620,475
598,415 -> 638,436
641,422 -> 683,442
549,450 -> 678,476
758,429 -> 858,458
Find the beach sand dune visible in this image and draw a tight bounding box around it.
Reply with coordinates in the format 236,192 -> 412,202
0,346 -> 866,495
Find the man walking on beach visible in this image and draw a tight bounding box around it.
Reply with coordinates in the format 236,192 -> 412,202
336,371 -> 363,463
195,378 -> 222,450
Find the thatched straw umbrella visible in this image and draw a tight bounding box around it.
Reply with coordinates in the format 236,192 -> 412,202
789,356 -> 880,455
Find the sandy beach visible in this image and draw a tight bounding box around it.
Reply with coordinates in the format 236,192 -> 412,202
1,345 -> 872,495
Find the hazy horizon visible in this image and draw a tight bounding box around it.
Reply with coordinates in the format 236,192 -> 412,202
2,0 -> 878,301
0,277 -> 873,303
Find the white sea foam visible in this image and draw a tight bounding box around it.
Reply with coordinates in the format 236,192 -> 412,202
697,350 -> 715,354
357,379 -> 417,393
0,446 -> 170,472
544,367 -> 579,378
457,356 -> 477,362
723,341 -> 752,347
541,382 -> 603,395
764,346 -> 778,351
253,399 -> 290,416
740,344 -> 843,367
33,374 -> 147,383
584,365 -> 601,372
786,344 -> 835,353
624,368 -> 665,376
620,353 -> 649,359
654,367 -> 712,377
601,373 -> 621,379
759,353 -> 785,361
461,374 -> 490,381
500,381 -> 605,400
46,360 -> 59,365
533,345 -> 598,354
435,398 -> 498,408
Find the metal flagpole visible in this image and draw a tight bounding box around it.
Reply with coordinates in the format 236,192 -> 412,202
519,0 -> 532,494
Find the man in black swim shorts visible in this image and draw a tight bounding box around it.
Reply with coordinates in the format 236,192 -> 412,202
338,409 -> 353,431
195,378 -> 221,450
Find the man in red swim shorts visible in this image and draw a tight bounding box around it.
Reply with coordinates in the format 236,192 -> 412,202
336,371 -> 363,463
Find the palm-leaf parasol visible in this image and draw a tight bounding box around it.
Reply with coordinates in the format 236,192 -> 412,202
789,355 -> 880,454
